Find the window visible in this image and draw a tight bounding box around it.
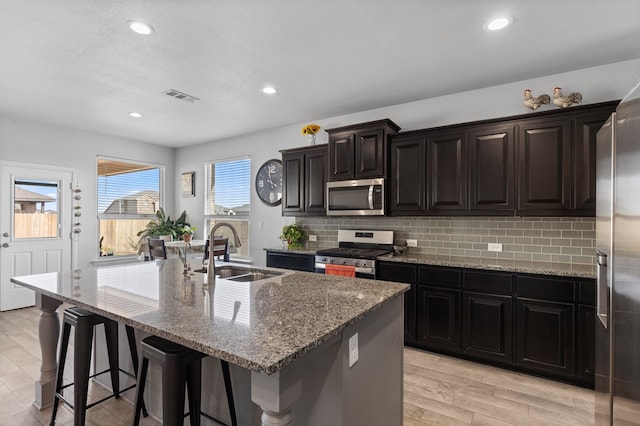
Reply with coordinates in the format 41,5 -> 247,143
204,157 -> 251,260
97,157 -> 163,256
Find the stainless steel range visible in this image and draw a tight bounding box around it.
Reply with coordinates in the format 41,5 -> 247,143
315,229 -> 394,278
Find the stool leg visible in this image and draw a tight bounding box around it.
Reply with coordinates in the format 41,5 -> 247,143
163,358 -> 187,426
104,320 -> 120,398
50,322 -> 71,426
73,320 -> 93,426
186,359 -> 202,426
221,360 -> 238,426
125,325 -> 148,418
132,357 -> 149,426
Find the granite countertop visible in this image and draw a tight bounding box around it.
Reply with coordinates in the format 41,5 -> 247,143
264,247 -> 318,255
378,253 -> 596,279
11,259 -> 408,375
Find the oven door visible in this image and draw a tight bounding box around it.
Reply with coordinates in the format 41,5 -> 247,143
314,262 -> 376,279
326,178 -> 384,216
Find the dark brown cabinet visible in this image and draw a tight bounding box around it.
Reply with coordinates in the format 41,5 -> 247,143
377,261 -> 417,344
281,145 -> 327,216
468,123 -> 516,212
515,274 -> 576,377
265,250 -> 315,272
427,130 -> 467,212
574,110 -> 613,214
327,119 -> 400,181
416,286 -> 460,353
387,101 -> 617,217
517,117 -> 572,214
389,135 -> 426,214
462,270 -> 514,363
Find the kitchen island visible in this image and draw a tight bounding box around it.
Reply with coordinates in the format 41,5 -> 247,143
11,259 -> 408,425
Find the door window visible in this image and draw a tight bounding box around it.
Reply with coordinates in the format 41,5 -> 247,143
13,179 -> 60,239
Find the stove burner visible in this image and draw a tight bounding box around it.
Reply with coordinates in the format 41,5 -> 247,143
316,247 -> 392,259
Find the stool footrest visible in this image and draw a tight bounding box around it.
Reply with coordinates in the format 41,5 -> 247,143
201,410 -> 231,426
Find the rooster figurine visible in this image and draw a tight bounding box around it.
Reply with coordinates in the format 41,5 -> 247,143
523,89 -> 550,110
553,87 -> 582,108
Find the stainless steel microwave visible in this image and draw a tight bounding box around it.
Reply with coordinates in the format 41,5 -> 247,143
326,178 -> 385,216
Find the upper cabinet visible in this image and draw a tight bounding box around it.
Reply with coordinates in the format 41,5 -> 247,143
388,101 -> 617,217
517,117 -> 572,214
281,144 -> 328,216
327,119 -> 400,181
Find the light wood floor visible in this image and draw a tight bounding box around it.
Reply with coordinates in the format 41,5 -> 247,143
1,307 -> 596,425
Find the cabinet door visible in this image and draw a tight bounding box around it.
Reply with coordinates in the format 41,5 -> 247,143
389,136 -> 426,214
516,298 -> 574,376
304,148 -> 327,213
328,133 -> 355,181
462,292 -> 513,363
427,130 -> 467,211
574,111 -> 611,214
577,304 -> 595,382
377,261 -> 417,344
517,118 -> 572,213
266,251 -> 315,272
416,286 -> 460,353
282,152 -> 304,214
355,128 -> 385,178
468,124 -> 515,212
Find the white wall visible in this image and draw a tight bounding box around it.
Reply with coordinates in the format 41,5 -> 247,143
0,116 -> 175,268
176,58 -> 640,266
1,59 -> 637,268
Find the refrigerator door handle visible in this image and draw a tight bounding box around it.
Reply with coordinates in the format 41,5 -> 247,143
596,251 -> 608,328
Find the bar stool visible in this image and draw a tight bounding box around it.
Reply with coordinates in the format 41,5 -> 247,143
133,335 -> 238,426
50,307 -> 147,425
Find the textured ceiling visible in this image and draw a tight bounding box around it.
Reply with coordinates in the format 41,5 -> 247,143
1,0 -> 639,148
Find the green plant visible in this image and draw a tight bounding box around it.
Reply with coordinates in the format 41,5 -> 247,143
179,225 -> 196,235
137,208 -> 191,241
280,223 -> 306,248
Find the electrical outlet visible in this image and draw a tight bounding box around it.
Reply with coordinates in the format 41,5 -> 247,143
488,243 -> 503,252
349,333 -> 359,367
406,239 -> 418,247
309,234 -> 317,242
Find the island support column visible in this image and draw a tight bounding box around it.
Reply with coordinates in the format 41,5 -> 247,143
34,293 -> 62,409
251,367 -> 302,426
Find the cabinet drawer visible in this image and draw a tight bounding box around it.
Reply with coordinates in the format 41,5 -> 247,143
516,275 -> 576,303
266,252 -> 314,272
463,270 -> 513,295
377,262 -> 417,283
418,266 -> 460,288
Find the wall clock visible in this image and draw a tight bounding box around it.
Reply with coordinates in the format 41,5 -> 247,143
255,159 -> 283,206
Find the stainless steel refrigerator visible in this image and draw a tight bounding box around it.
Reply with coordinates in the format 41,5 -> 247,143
595,78 -> 640,425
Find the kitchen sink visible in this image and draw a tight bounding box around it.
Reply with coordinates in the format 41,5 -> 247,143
201,265 -> 283,282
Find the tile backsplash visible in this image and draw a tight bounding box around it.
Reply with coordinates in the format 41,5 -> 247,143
296,216 -> 595,266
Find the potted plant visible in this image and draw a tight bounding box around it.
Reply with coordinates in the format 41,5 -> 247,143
280,223 -> 306,248
179,225 -> 196,242
137,208 -> 191,242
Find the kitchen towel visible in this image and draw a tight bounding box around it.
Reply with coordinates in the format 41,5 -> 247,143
325,264 -> 356,277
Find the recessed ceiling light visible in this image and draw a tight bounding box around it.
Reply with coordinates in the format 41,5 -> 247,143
128,112 -> 143,118
262,86 -> 277,94
484,16 -> 513,31
128,21 -> 154,35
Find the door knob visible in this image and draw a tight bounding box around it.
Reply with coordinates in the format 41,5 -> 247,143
2,233 -> 8,237
2,243 -> 9,248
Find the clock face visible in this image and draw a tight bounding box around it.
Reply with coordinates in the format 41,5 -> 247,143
255,159 -> 283,206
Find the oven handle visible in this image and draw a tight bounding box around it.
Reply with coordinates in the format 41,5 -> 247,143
314,263 -> 375,276
368,185 -> 374,210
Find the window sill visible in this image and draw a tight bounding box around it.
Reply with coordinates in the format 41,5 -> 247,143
92,255 -> 142,266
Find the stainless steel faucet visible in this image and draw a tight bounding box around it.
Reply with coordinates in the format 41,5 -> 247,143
207,222 -> 242,283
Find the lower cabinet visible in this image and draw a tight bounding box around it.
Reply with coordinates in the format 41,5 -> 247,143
377,261 -> 596,388
515,298 -> 575,377
462,292 -> 513,363
416,286 -> 460,353
265,250 -> 315,272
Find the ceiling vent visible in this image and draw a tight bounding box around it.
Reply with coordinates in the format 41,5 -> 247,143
162,89 -> 199,103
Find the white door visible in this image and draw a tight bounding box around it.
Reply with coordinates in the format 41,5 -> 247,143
0,164 -> 73,311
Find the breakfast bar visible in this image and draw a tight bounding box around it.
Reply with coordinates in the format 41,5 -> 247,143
12,259 -> 408,425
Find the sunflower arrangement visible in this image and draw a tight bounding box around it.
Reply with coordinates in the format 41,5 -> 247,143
301,123 -> 321,135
